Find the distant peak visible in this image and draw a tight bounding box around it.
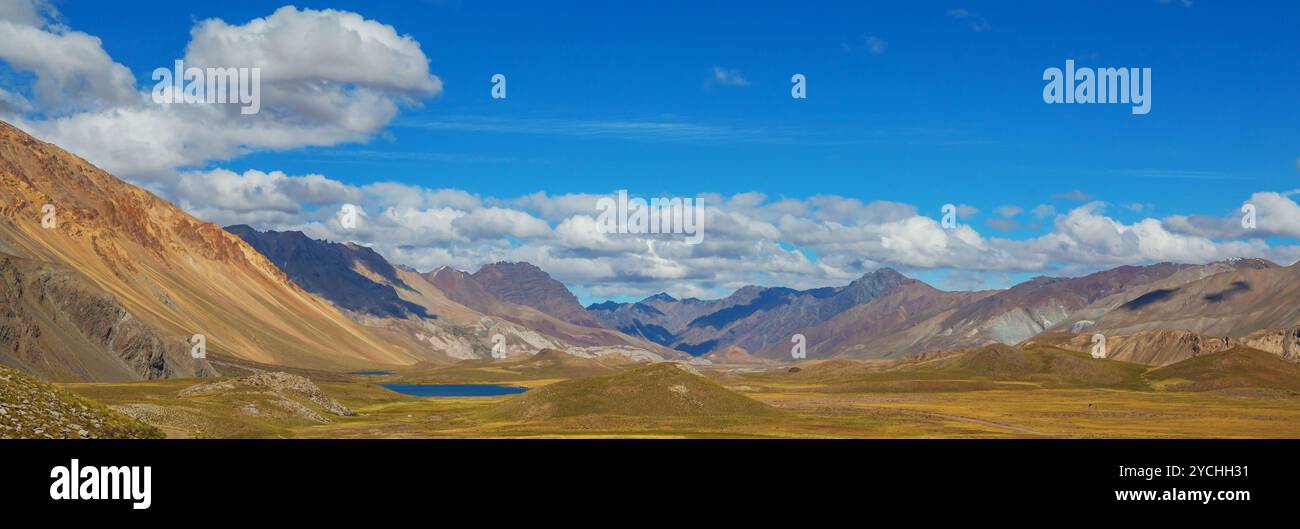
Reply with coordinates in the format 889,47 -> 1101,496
641,292 -> 677,303
429,265 -> 465,277
586,300 -> 624,311
1218,257 -> 1279,269
855,267 -> 910,286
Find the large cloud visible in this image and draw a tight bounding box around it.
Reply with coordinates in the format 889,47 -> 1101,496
4,6 -> 441,181
0,2 -> 137,113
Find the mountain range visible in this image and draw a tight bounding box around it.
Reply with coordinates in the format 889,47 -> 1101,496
1,119 -> 1298,383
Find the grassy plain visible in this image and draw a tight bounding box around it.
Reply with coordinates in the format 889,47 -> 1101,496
59,347 -> 1300,439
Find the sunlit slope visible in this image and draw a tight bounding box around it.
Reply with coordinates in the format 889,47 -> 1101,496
491,362 -> 777,420
1147,346 -> 1300,392
0,253 -> 215,381
0,120 -> 415,372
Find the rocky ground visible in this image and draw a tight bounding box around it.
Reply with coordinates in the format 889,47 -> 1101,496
176,371 -> 355,423
0,364 -> 161,438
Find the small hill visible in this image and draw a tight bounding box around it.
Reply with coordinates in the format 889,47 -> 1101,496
490,362 -> 777,420
738,345 -> 1147,391
927,344 -> 1149,389
1146,347 -> 1300,393
176,371 -> 355,423
503,349 -> 620,378
0,364 -> 161,438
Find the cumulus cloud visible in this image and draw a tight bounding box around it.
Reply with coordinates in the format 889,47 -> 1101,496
0,0 -> 53,27
217,170 -> 1291,296
0,4 -> 138,113
1164,191 -> 1300,240
5,6 -> 441,183
172,168 -> 364,226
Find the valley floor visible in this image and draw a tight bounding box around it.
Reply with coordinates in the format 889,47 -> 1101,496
60,369 -> 1300,439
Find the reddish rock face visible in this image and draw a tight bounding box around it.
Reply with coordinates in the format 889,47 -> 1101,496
471,262 -> 599,327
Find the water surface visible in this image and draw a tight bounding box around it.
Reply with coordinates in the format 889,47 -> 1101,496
382,383 -> 527,397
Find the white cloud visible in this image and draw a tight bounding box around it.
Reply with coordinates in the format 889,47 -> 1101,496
5,6 -> 441,184
709,67 -> 750,87
0,12 -> 138,113
0,0 -> 53,26
238,184 -> 1296,298
1165,191 -> 1300,240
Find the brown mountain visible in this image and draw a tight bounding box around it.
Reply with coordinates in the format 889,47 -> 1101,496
585,263 -> 1199,361
1013,259 -> 1300,366
778,280 -> 994,360
0,254 -> 215,381
0,120 -> 415,378
470,261 -> 600,326
1072,260 -> 1299,338
223,225 -> 672,362
423,265 -> 677,357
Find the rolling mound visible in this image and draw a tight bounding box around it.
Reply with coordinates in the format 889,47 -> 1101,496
739,344 -> 1147,391
502,349 -> 620,377
1027,330 -> 1237,366
490,362 -> 777,420
929,344 -> 1148,389
1146,347 -> 1300,392
175,371 -> 355,424
0,364 -> 161,438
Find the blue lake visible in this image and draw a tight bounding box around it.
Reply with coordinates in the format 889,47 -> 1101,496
382,383 -> 528,397
351,370 -> 393,375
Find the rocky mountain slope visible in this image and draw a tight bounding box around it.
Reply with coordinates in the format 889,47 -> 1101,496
226,226 -> 431,319
0,120 -> 415,376
0,253 -> 215,381
471,262 -> 600,326
423,264 -> 673,357
1021,259 -> 1300,366
588,269 -> 922,358
223,226 -> 674,363
1068,260 -> 1299,338
586,258 -> 1300,364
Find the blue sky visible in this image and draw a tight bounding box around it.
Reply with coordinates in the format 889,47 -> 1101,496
4,1 -> 1299,303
